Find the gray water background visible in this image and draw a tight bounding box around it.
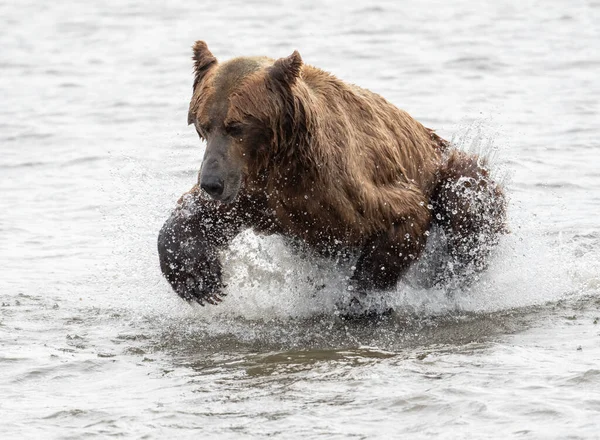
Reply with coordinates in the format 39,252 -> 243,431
1,0 -> 600,438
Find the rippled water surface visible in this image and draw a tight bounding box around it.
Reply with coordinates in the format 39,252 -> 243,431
1,0 -> 600,438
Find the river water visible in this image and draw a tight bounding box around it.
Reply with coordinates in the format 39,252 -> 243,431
1,0 -> 599,438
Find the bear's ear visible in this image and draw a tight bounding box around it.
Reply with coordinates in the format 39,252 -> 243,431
191,40 -> 217,89
269,50 -> 303,86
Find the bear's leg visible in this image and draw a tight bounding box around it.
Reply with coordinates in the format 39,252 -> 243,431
158,185 -> 262,305
352,214 -> 432,292
431,151 -> 507,284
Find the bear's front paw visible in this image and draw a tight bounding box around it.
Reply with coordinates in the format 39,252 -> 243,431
335,282 -> 394,320
179,278 -> 227,306
178,253 -> 227,306
158,216 -> 227,306
161,250 -> 227,306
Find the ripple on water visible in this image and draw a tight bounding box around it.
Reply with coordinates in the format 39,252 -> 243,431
563,369 -> 600,385
2,0 -> 600,437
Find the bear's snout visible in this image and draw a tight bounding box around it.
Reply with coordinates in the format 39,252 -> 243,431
200,174 -> 225,199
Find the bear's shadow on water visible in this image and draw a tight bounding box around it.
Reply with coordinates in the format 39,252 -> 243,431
144,304 -> 537,379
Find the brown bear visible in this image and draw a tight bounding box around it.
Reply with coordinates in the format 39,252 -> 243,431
157,41 -> 507,308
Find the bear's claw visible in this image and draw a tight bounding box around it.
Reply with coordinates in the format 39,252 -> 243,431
173,272 -> 226,306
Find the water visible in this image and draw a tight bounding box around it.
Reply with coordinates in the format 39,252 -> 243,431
1,0 -> 599,438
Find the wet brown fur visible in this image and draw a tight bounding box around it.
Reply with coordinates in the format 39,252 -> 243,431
158,41 -> 507,305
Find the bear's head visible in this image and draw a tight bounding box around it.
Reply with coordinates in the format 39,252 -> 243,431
187,41 -> 310,203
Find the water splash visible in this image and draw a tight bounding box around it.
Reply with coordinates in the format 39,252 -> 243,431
110,122 -> 595,324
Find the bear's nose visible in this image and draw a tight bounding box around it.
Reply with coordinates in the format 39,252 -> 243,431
201,176 -> 224,198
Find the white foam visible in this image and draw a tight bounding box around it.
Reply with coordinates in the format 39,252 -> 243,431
185,206 -> 578,321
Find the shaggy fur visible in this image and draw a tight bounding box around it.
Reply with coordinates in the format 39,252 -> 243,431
158,41 -> 507,306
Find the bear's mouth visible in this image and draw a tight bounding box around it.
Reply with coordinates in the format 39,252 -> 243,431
203,191 -> 236,204
218,184 -> 241,204
220,193 -> 236,204
220,178 -> 243,204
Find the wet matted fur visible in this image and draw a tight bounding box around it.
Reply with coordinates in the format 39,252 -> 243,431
158,41 -> 507,306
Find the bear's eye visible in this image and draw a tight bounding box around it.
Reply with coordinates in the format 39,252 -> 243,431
196,123 -> 211,139
224,122 -> 244,138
